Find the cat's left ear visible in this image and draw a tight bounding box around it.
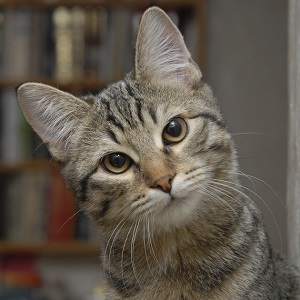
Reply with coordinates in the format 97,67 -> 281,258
17,82 -> 90,161
134,7 -> 202,88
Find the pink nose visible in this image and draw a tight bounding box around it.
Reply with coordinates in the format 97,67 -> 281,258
153,174 -> 174,193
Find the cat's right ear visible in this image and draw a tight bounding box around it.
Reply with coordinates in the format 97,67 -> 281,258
17,82 -> 90,161
134,7 -> 202,88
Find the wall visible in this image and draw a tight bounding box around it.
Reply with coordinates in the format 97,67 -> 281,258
287,0 -> 300,267
205,0 -> 288,253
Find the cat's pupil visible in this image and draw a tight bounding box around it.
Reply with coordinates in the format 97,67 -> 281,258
109,153 -> 125,168
165,120 -> 182,137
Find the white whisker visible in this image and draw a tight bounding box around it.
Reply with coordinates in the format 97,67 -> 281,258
131,219 -> 142,289
120,222 -> 134,296
212,178 -> 283,254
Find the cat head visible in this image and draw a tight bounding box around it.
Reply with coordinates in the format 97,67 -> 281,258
17,7 -> 237,231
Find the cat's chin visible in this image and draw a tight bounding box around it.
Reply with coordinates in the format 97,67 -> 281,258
152,190 -> 202,231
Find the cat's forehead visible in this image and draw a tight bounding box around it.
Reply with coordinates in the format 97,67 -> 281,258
90,80 -> 214,122
88,81 -> 175,129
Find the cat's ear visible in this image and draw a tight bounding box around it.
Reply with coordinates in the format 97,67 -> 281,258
134,7 -> 201,88
17,82 -> 90,161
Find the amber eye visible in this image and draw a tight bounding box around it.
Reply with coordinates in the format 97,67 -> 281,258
163,117 -> 188,144
102,153 -> 132,174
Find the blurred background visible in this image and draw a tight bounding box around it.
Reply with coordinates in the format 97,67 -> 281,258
0,0 -> 288,299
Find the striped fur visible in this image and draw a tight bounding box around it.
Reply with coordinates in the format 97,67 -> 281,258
17,7 -> 299,300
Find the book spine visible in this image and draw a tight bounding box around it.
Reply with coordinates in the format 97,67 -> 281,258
53,7 -> 73,83
3,8 -> 31,79
0,10 -> 5,77
0,89 -> 23,163
71,7 -> 85,80
46,171 -> 76,241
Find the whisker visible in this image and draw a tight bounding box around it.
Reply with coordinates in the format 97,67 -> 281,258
104,216 -> 126,266
30,140 -> 46,156
103,207 -> 135,287
231,132 -> 269,137
52,208 -> 83,239
235,170 -> 257,204
147,214 -> 175,284
235,170 -> 286,210
211,178 -> 283,254
121,222 -> 134,296
107,219 -> 127,287
131,219 -> 142,289
206,183 -> 244,214
143,213 -> 156,282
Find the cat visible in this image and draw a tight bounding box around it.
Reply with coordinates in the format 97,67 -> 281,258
17,6 -> 299,300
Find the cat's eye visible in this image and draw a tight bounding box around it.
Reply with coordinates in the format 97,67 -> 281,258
163,117 -> 188,144
102,153 -> 132,174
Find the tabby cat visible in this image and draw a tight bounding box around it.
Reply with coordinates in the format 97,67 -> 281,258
17,7 -> 299,300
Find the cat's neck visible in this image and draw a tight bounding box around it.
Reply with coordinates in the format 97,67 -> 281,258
101,196 -> 262,295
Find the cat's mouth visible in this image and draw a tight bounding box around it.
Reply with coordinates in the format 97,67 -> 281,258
162,186 -> 201,211
167,194 -> 188,206
154,192 -> 200,229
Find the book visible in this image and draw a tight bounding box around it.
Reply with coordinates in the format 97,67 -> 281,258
2,168 -> 81,243
71,7 -> 85,80
53,6 -> 73,83
46,170 -> 77,241
3,173 -> 23,241
41,11 -> 55,77
0,10 -> 5,77
3,8 -> 31,79
3,170 -> 49,242
0,89 -> 23,163
30,10 -> 50,77
84,7 -> 100,77
104,8 -> 132,80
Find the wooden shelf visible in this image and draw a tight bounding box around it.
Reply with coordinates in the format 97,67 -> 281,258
0,240 -> 101,255
0,160 -> 58,173
0,77 -> 115,92
0,0 -> 199,9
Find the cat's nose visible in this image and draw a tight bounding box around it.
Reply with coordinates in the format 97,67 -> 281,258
153,174 -> 174,193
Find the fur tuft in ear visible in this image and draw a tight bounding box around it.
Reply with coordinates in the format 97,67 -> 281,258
17,83 -> 89,160
135,7 -> 201,88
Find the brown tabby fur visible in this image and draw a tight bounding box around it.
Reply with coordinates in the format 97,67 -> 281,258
17,7 -> 299,300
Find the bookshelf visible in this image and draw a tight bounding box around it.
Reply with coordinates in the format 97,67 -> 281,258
0,1 -> 205,298
0,0 -> 201,9
0,240 -> 100,255
0,77 -> 110,92
0,0 -> 205,255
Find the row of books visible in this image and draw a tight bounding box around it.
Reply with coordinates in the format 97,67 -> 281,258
0,89 -> 50,163
0,6 -> 134,82
0,168 -> 97,242
0,6 -> 196,83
